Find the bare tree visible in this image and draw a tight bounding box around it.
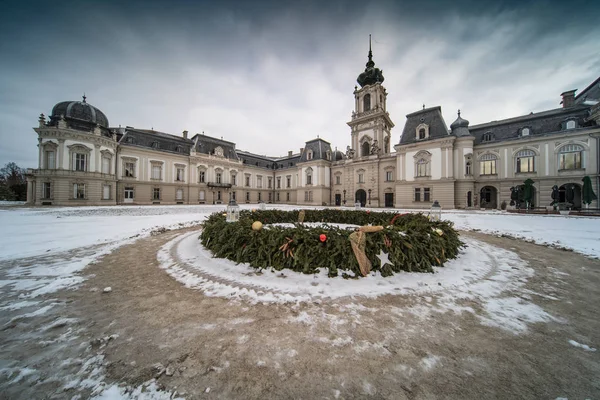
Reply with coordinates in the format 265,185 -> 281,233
0,162 -> 26,201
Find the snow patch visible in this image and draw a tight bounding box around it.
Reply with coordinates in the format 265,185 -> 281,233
568,340 -> 596,352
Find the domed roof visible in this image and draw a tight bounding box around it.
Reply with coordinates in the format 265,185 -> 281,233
50,96 -> 109,128
357,36 -> 385,88
450,110 -> 469,130
334,150 -> 346,161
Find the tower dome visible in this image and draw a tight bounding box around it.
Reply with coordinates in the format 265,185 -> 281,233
357,35 -> 385,88
450,110 -> 471,137
49,95 -> 109,130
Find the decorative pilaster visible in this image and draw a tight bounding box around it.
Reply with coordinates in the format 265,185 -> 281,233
94,144 -> 101,173
58,139 -> 66,170
37,138 -> 42,169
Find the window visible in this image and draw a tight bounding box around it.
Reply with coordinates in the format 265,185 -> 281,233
268,177 -> 272,189
126,136 -> 134,144
286,192 -> 290,201
335,175 -> 341,185
286,176 -> 291,188
125,162 -> 135,177
153,188 -> 160,201
73,183 -> 85,199
258,192 -> 262,201
307,150 -> 313,161
246,192 -> 250,201
103,185 -> 110,200
176,189 -> 183,201
257,176 -> 262,188
414,188 -> 421,202
152,165 -> 162,180
309,191 -> 313,201
199,190 -> 205,201
176,167 -> 185,182
363,93 -> 371,111
516,150 -> 535,173
482,132 -> 494,142
45,151 -> 56,169
277,192 -> 280,201
304,191 -> 308,201
521,127 -> 530,136
361,142 -> 370,157
217,191 -> 222,201
566,120 -> 576,130
152,141 -> 160,149
326,151 -> 331,161
358,173 -> 364,183
424,188 -> 431,202
385,171 -> 393,181
199,170 -> 205,183
102,157 -> 110,174
176,145 -> 184,153
416,159 -> 429,177
465,161 -> 472,175
73,153 -> 86,171
268,193 -> 272,202
418,128 -> 426,140
559,144 -> 583,170
216,172 -> 222,184
232,191 -> 236,201
305,168 -> 312,185
43,182 -> 51,199
231,174 -> 237,186
124,187 -> 134,200
277,177 -> 281,189
245,175 -> 251,187
480,153 -> 497,175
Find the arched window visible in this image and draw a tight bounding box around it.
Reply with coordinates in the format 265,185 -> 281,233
363,94 -> 371,112
521,127 -> 530,136
307,150 -> 313,160
465,161 -> 472,175
559,144 -> 583,170
480,153 -> 497,175
516,149 -> 535,173
565,120 -> 576,130
416,158 -> 429,177
361,141 -> 370,157
418,128 -> 426,140
414,151 -> 432,177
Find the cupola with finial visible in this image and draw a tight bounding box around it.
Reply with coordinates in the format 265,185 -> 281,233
450,109 -> 472,137
357,34 -> 385,87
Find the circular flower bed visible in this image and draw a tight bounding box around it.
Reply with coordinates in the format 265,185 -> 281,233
200,209 -> 463,278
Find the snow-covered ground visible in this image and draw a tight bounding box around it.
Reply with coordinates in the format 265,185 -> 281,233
1,204 -> 599,398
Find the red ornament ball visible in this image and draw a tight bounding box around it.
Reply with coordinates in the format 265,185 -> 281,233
319,234 -> 327,242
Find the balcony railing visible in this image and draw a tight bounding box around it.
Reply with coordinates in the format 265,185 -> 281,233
207,182 -> 232,188
28,169 -> 115,179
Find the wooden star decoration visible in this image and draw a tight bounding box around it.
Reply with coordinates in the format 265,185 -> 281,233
376,249 -> 393,267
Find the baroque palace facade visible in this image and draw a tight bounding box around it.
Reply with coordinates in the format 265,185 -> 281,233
26,45 -> 600,210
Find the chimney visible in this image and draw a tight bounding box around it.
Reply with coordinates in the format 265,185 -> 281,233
182,130 -> 188,139
288,150 -> 293,157
561,90 -> 576,108
300,148 -> 304,154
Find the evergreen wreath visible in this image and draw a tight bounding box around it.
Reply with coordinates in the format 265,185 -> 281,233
200,209 -> 464,278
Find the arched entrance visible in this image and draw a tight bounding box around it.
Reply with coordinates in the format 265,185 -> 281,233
480,186 -> 497,209
355,189 -> 367,207
513,184 -> 537,209
559,183 -> 582,209
467,191 -> 472,208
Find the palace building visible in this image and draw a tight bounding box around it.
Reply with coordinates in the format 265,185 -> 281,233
26,44 -> 600,210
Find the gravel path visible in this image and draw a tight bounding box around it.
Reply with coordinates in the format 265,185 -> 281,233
2,228 -> 600,399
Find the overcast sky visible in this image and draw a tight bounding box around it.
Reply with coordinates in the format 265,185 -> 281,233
1,0 -> 599,168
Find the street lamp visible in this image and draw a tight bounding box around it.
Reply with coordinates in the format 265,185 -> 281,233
429,200 -> 442,221
368,189 -> 371,206
226,198 -> 240,222
343,189 -> 346,206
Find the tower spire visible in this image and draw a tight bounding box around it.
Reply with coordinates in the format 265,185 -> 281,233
82,93 -> 87,103
366,34 -> 374,68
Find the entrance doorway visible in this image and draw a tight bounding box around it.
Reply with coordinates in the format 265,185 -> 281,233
479,186 -> 497,208
335,193 -> 341,206
384,193 -> 394,207
355,189 -> 367,207
467,191 -> 472,208
124,187 -> 134,203
559,183 -> 582,209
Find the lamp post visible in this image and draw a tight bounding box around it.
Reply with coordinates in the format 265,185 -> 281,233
343,189 -> 346,205
226,198 -> 240,222
430,200 -> 442,221
368,189 -> 371,206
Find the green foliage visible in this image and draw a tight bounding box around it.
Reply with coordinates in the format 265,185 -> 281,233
200,209 -> 464,278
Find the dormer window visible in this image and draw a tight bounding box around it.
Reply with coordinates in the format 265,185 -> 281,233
325,150 -> 331,161
151,141 -> 160,149
307,150 -> 313,160
415,123 -> 429,141
521,127 -> 530,137
176,145 -> 183,153
482,132 -> 494,142
126,136 -> 134,144
565,120 -> 576,130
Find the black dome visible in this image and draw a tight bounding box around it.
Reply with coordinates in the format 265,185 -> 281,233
357,37 -> 385,88
50,97 -> 109,128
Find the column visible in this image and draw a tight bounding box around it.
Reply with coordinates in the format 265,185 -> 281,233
58,139 -> 65,170
94,144 -> 101,173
